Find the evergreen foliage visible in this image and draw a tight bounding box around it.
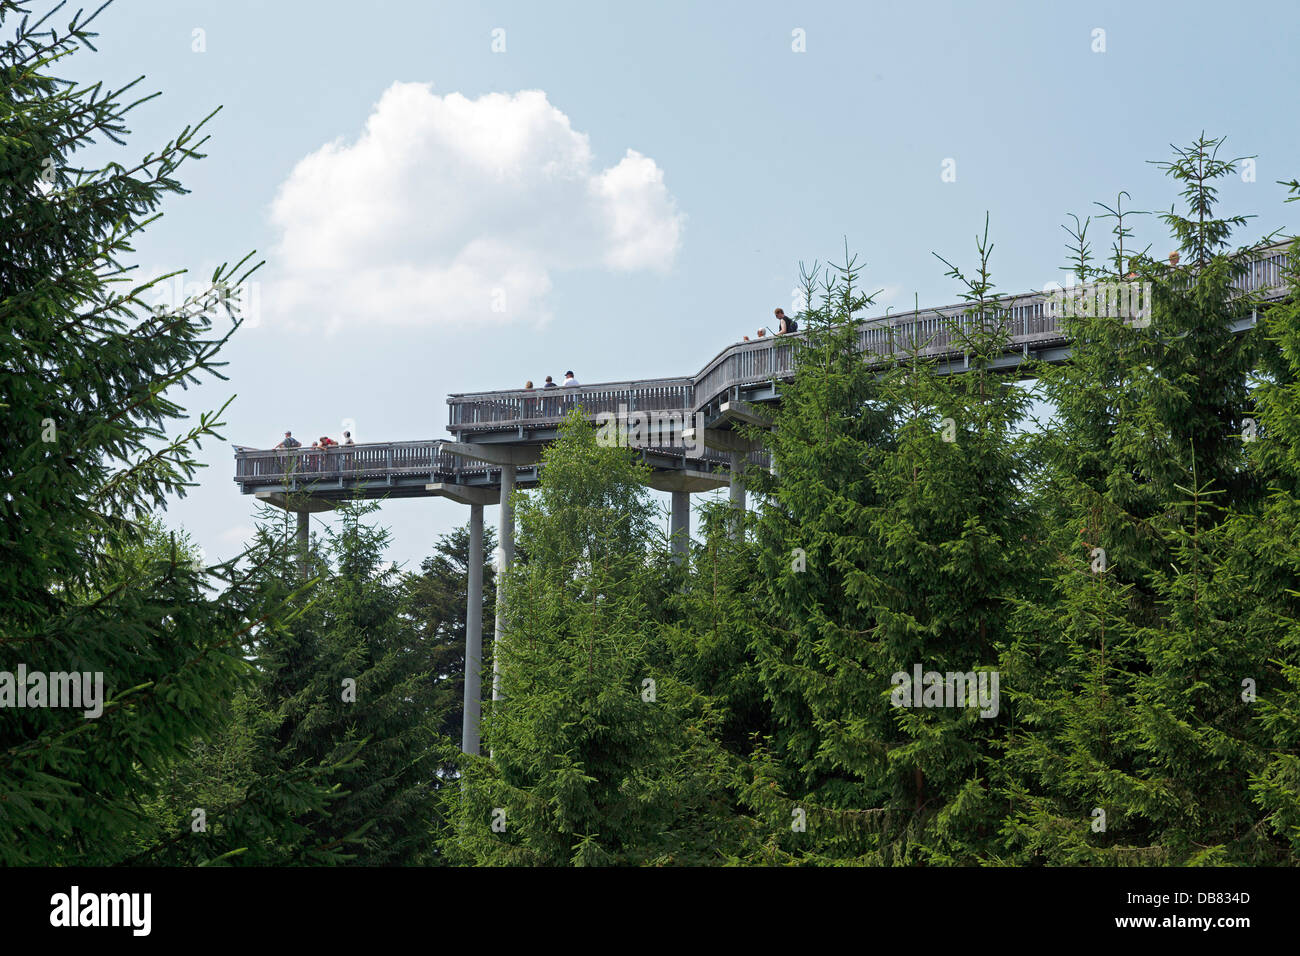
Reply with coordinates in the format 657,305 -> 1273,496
4,0 -> 1297,864
0,0 -> 333,866
443,413 -> 737,865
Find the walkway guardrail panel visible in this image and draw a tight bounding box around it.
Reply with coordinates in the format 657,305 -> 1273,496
447,377 -> 694,432
233,440 -> 501,487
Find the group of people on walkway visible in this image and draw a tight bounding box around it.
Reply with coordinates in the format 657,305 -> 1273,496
522,371 -> 580,390
744,309 -> 799,342
272,430 -> 355,473
517,372 -> 581,419
274,430 -> 354,450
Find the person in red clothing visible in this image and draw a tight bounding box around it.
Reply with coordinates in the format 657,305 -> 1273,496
312,435 -> 336,471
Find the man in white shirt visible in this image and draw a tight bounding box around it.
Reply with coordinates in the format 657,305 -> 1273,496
562,371 -> 579,387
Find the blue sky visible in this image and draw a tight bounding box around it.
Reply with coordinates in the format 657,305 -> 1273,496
65,0 -> 1300,570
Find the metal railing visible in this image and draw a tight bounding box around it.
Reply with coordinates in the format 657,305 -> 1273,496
233,437 -> 746,488
233,440 -> 492,485
693,243 -> 1293,409
448,377 -> 694,432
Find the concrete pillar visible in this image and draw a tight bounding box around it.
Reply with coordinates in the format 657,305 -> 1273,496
492,465 -> 516,702
295,511 -> 309,578
670,490 -> 690,564
461,503 -> 484,755
729,451 -> 747,537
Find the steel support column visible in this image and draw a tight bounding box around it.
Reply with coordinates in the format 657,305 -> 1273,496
729,450 -> 746,537
670,490 -> 690,564
492,465 -> 516,702
295,511 -> 309,578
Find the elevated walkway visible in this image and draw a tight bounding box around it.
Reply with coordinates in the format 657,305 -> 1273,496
232,240 -> 1295,757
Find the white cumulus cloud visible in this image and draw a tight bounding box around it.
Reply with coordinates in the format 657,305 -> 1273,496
267,83 -> 684,330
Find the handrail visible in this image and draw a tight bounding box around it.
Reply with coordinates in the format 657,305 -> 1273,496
447,378 -> 696,431
233,439 -> 485,483
447,375 -> 693,401
232,436 -> 742,486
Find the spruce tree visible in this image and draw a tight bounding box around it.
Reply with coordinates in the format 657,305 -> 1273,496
998,137 -> 1288,864
1239,179 -> 1300,859
235,500 -> 451,865
0,0 -> 323,865
744,232 -> 1035,864
443,413 -> 735,865
402,523 -> 496,748
121,517 -> 351,866
741,248 -> 900,861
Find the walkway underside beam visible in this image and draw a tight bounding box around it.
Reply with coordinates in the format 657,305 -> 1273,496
425,482 -> 498,506
720,400 -> 772,428
682,426 -> 761,454
442,442 -> 543,466
254,492 -> 341,514
644,469 -> 728,493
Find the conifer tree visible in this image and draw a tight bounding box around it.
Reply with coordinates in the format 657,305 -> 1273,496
743,231 -> 1035,863
402,523 -> 497,747
1239,179 -> 1300,858
741,248 -> 900,861
662,497 -> 771,768
0,0 -> 321,865
122,517 -> 352,866
997,137 -> 1288,864
233,500 -> 450,865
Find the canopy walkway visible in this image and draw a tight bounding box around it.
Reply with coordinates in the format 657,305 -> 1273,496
232,240 -> 1295,756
